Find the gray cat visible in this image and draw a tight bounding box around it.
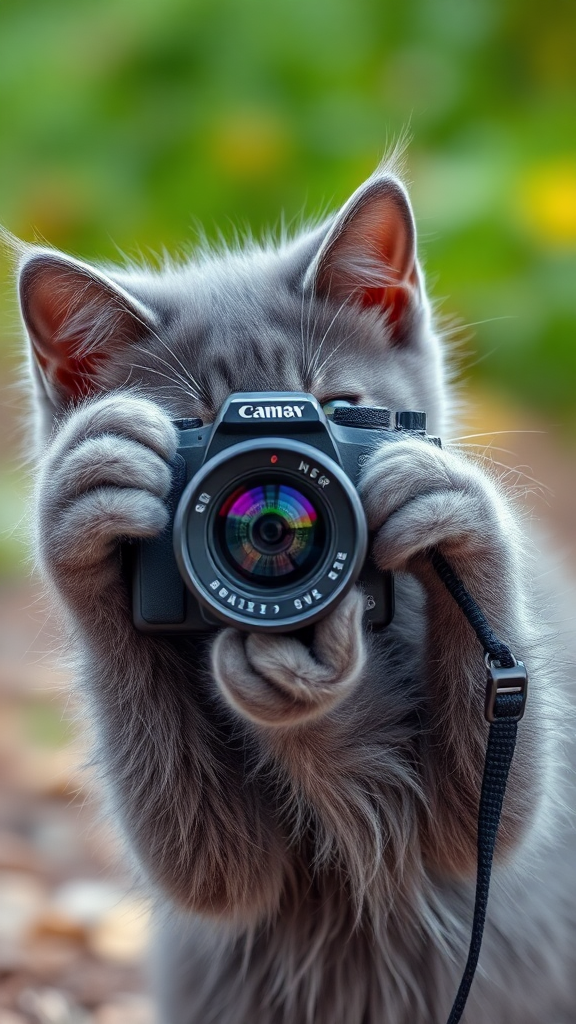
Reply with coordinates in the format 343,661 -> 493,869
10,163 -> 576,1022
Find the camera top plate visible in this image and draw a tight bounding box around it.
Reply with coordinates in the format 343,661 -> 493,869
214,391 -> 326,433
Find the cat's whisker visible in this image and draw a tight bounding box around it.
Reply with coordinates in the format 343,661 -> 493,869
129,362 -> 201,404
450,447 -> 554,500
306,276 -> 348,362
307,295 -> 353,382
461,450 -> 553,495
450,441 -> 520,456
299,284 -> 310,378
450,441 -> 554,495
440,315 -> 517,338
140,383 -> 199,400
150,339 -> 208,403
132,318 -> 210,403
131,345 -> 202,402
448,430 -> 547,443
462,347 -> 500,370
148,357 -> 201,401
304,296 -> 316,379
449,440 -> 551,465
310,333 -> 360,387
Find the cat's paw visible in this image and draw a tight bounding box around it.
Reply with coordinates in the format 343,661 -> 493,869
36,393 -> 178,587
358,437 -> 516,573
211,588 -> 367,727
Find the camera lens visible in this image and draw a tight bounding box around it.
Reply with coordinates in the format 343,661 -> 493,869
215,480 -> 326,587
173,437 -> 368,632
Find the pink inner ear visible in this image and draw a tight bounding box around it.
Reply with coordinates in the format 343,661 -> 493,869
345,212 -> 417,332
21,255 -> 142,405
358,283 -> 412,331
313,178 -> 420,343
26,266 -> 104,400
361,202 -> 416,286
34,345 -> 106,402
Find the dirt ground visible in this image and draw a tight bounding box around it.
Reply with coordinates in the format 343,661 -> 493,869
0,586 -> 153,1023
0,391 -> 574,1024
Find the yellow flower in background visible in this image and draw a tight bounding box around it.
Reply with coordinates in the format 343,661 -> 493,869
517,161 -> 576,247
209,110 -> 292,179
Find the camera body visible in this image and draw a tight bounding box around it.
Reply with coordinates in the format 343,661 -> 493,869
131,392 -> 439,634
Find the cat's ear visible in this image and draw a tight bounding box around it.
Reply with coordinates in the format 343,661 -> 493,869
18,249 -> 156,407
305,175 -> 422,344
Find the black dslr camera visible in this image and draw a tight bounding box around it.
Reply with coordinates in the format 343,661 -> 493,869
131,392 -> 439,634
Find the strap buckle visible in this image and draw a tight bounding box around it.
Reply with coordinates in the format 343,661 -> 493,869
484,653 -> 528,723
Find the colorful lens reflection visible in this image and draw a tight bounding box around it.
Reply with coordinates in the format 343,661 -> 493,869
216,480 -> 325,586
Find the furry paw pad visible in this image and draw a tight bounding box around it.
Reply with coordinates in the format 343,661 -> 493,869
36,393 -> 178,579
211,589 -> 367,727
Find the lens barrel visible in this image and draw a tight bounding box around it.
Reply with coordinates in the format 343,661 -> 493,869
173,438 -> 367,632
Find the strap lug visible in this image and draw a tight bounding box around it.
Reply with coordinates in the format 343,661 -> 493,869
484,654 -> 528,723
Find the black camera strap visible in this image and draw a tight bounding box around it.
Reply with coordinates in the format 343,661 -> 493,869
429,550 -> 528,1024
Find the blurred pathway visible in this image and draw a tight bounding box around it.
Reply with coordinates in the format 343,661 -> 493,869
0,588 -> 153,1024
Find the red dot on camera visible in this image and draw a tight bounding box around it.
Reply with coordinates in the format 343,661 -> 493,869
271,455 -> 278,464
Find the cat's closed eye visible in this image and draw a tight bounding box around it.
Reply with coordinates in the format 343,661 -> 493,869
321,397 -> 359,416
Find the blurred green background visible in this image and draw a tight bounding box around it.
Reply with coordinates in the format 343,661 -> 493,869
1,0 -> 575,577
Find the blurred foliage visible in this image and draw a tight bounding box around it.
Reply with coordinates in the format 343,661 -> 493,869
0,0 -> 575,574
22,699 -> 74,749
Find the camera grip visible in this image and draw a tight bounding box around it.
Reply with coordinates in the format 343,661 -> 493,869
133,453 -> 188,626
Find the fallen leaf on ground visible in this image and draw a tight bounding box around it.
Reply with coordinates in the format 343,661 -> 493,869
93,995 -> 154,1024
0,873 -> 49,962
18,987 -> 89,1024
0,1011 -> 28,1024
89,900 -> 150,963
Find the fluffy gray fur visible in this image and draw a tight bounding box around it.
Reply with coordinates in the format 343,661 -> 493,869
12,164 -> 576,1023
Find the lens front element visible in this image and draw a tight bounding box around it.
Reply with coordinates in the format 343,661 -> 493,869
173,438 -> 367,632
217,481 -> 326,586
